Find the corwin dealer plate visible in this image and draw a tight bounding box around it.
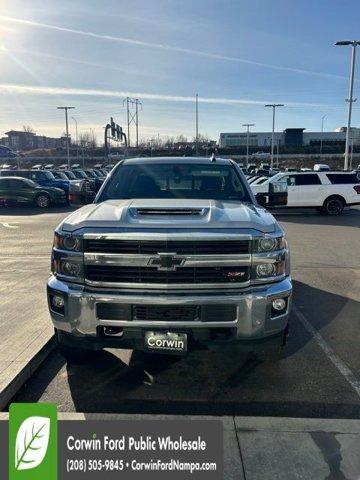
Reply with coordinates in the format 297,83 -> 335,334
145,331 -> 187,354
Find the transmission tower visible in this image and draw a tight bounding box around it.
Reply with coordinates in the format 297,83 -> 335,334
123,97 -> 142,147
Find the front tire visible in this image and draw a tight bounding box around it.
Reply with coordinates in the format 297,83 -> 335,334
34,193 -> 51,208
322,196 -> 344,216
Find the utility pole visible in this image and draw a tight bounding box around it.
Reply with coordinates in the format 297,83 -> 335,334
320,114 -> 327,156
195,93 -> 199,155
123,97 -> 142,148
335,40 -> 360,170
72,116 -> 78,162
242,123 -> 255,169
57,106 -> 75,168
265,104 -> 284,169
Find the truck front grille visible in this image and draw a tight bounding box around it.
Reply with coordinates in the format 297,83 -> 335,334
85,265 -> 250,284
84,239 -> 250,255
95,303 -> 237,322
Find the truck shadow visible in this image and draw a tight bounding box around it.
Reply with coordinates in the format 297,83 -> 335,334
11,280 -> 359,418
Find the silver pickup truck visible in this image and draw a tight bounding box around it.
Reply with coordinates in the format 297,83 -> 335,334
47,157 -> 292,362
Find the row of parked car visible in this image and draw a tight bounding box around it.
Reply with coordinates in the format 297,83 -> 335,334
0,166 -> 111,208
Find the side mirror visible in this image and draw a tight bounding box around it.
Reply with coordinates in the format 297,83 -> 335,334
255,192 -> 268,207
256,181 -> 288,208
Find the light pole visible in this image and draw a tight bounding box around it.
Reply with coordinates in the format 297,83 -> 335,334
265,104 -> 284,169
195,93 -> 199,155
72,117 -> 78,162
335,40 -> 360,170
242,123 -> 255,168
320,114 -> 327,156
57,106 -> 75,169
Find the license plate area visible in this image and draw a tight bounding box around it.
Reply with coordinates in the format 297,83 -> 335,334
144,331 -> 187,354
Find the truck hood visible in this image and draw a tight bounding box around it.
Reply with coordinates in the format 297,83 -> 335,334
61,199 -> 277,233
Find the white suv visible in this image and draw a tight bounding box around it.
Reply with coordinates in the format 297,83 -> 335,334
251,171 -> 360,215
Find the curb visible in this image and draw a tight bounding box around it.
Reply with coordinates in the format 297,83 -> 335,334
0,334 -> 55,410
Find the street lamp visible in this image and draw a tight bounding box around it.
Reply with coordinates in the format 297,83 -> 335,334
265,104 -> 284,169
335,40 -> 360,170
320,114 -> 327,156
71,117 -> 78,161
57,106 -> 75,169
242,123 -> 255,168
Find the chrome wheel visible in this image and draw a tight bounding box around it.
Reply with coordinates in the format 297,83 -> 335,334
35,194 -> 50,208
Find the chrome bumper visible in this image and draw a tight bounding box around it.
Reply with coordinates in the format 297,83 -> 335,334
47,275 -> 292,342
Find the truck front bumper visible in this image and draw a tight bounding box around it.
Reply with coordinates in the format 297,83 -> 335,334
47,275 -> 292,352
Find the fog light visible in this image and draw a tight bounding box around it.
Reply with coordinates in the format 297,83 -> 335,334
52,295 -> 64,309
61,261 -> 81,277
256,263 -> 276,277
272,298 -> 286,311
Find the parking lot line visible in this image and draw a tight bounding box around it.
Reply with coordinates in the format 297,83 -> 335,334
293,304 -> 360,398
0,222 -> 18,229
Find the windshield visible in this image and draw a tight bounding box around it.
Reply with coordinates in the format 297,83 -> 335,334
52,171 -> 68,180
84,170 -> 97,178
64,171 -> 76,180
42,171 -> 55,180
98,163 -> 251,202
73,170 -> 88,179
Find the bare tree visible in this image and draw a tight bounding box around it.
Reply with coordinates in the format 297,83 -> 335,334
22,125 -> 35,133
78,132 -> 97,149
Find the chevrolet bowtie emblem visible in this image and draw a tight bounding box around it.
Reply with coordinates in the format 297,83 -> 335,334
148,253 -> 186,271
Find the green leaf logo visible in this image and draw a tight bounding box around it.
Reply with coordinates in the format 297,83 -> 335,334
15,416 -> 50,471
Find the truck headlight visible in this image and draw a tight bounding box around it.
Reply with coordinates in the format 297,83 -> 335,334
254,236 -> 285,253
54,233 -> 82,252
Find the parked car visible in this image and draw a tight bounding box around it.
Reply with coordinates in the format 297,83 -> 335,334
314,164 -> 330,172
83,169 -> 105,191
251,171 -> 360,215
71,169 -> 96,190
0,169 -> 71,197
251,176 -> 269,185
0,177 -> 66,207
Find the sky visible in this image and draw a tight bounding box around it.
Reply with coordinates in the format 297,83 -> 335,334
0,0 -> 359,144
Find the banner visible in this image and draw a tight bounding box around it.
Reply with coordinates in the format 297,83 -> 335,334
1,404 -> 223,479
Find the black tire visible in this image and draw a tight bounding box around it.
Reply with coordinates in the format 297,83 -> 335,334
56,334 -> 92,364
322,196 -> 344,216
34,193 -> 51,208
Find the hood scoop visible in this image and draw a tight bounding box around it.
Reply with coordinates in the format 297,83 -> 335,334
134,207 -> 206,216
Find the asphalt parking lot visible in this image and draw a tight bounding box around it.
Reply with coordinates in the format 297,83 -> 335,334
1,205 -> 359,417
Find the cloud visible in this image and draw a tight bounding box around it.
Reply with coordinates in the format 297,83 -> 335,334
0,15 -> 346,80
0,83 -> 338,108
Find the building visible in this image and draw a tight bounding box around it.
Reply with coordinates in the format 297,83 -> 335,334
2,130 -> 36,150
0,130 -> 71,151
219,127 -> 360,148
